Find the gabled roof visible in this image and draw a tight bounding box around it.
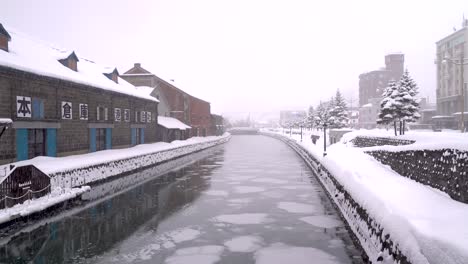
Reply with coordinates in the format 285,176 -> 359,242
0,23 -> 11,41
123,63 -> 152,74
103,67 -> 119,75
56,51 -> 79,62
0,24 -> 156,102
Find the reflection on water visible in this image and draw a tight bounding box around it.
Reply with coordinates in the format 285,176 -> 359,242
0,136 -> 363,264
0,147 -> 224,264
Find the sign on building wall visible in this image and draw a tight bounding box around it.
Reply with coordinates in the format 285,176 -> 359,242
79,103 -> 88,120
124,109 -> 130,122
62,102 -> 72,119
140,111 -> 146,123
16,96 -> 32,118
115,108 -> 121,122
146,112 -> 151,123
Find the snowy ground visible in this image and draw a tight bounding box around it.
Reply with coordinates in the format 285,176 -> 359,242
264,129 -> 468,264
0,134 -> 229,227
13,134 -> 231,175
6,134 -> 230,189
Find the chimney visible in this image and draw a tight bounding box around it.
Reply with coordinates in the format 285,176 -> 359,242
134,63 -> 141,68
0,23 -> 12,52
58,51 -> 79,71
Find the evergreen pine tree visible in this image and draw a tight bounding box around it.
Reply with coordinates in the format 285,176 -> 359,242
315,101 -> 333,128
330,89 -> 349,128
398,69 -> 421,126
307,106 -> 315,129
377,81 -> 402,135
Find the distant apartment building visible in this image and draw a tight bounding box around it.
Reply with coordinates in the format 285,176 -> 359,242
359,54 -> 404,106
358,53 -> 404,128
279,110 -> 307,127
434,19 -> 468,129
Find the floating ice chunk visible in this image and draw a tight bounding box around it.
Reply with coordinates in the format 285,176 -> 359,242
204,190 -> 229,196
228,198 -> 252,204
168,228 -> 202,243
299,215 -> 342,228
234,186 -> 266,193
251,178 -> 289,184
165,245 -> 224,264
255,243 -> 340,264
213,213 -> 269,225
280,185 -> 313,190
224,235 -> 263,252
277,202 -> 316,214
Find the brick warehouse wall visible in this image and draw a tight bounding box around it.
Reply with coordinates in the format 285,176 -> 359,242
0,66 -> 158,165
190,96 -> 212,136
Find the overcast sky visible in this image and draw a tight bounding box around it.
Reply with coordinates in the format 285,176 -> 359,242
1,0 -> 468,117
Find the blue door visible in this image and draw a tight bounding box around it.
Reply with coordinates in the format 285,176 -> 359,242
131,128 -> 136,146
16,129 -> 28,161
105,128 -> 112,149
140,128 -> 145,144
89,128 -> 96,152
46,128 -> 57,157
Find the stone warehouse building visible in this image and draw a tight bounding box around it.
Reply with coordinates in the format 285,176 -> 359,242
121,63 -> 214,137
0,23 -> 159,165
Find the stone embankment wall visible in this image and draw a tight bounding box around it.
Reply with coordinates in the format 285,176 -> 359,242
50,135 -> 230,189
263,132 -> 411,264
367,148 -> 468,203
351,136 -> 415,148
351,135 -> 468,204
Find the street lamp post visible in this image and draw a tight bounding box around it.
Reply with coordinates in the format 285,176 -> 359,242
300,125 -> 303,142
323,123 -> 327,157
443,52 -> 468,132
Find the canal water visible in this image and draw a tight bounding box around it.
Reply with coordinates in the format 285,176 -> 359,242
0,135 -> 363,264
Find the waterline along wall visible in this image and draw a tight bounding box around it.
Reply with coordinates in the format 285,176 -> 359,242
50,135 -> 230,189
262,133 -> 410,264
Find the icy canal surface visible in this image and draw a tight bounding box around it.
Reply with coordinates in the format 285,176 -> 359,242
0,135 -> 363,263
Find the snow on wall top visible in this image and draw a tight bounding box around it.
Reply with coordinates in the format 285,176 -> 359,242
0,25 -> 157,102
340,129 -> 468,151
0,118 -> 12,124
157,116 -> 191,130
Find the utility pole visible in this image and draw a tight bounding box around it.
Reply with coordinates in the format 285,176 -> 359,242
461,50 -> 465,133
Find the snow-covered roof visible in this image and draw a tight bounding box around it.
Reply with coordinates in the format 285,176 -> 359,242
361,103 -> 372,108
157,116 -> 191,130
0,25 -> 157,102
432,115 -> 455,119
0,118 -> 12,125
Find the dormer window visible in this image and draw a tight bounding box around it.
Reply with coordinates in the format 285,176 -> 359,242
58,51 -> 79,71
103,68 -> 119,84
0,23 -> 11,52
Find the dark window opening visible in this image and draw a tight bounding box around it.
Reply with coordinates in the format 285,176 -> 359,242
28,129 -> 46,159
96,128 -> 106,151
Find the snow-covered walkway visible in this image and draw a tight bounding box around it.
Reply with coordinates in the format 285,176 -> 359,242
0,134 -> 229,227
264,130 -> 468,264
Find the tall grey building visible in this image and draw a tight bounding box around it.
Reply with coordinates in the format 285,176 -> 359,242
358,53 -> 404,128
358,53 -> 405,106
435,19 -> 468,128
